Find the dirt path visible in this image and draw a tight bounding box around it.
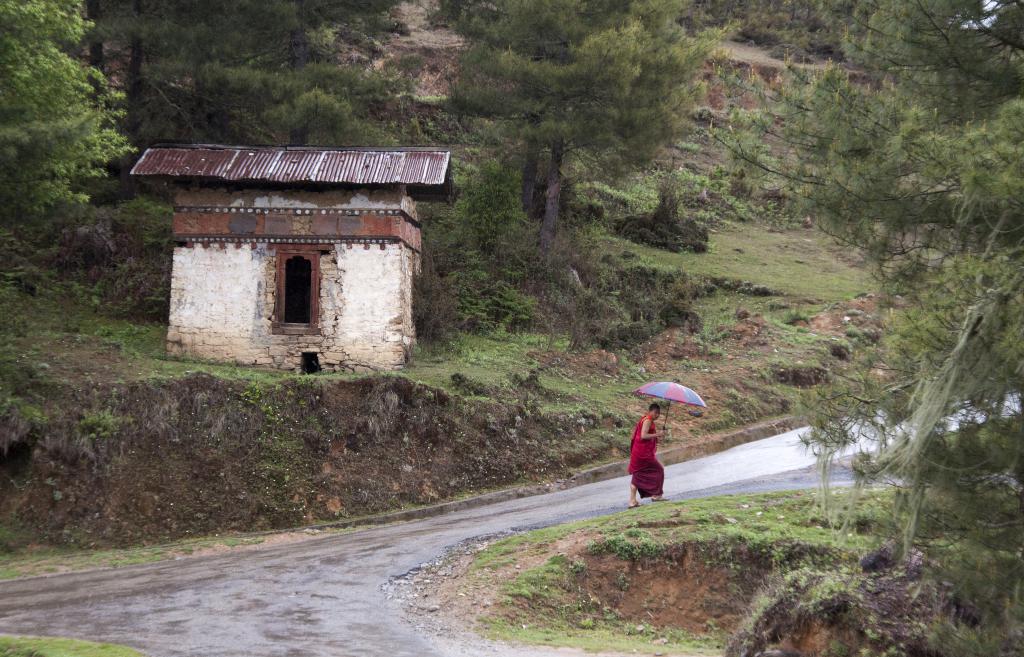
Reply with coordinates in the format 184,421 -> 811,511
379,0 -> 464,96
719,40 -> 831,70
0,427 -> 853,657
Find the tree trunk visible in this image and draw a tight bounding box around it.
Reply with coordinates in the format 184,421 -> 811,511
85,0 -> 104,73
126,0 -> 144,113
521,145 -> 538,216
289,0 -> 310,145
119,0 -> 145,200
540,139 -> 564,258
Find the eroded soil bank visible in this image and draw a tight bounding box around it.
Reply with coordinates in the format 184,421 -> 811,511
1,374 -> 622,547
403,492 -> 974,657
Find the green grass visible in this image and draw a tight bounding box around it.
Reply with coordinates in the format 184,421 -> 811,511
4,217 -> 864,430
475,490 -> 888,573
483,617 -> 723,655
405,331 -> 550,392
0,636 -> 143,657
505,554 -> 569,601
404,331 -> 651,416
601,221 -> 871,302
0,532 -> 266,580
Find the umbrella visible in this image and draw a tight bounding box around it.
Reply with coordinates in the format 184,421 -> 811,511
634,381 -> 707,408
633,381 -> 707,436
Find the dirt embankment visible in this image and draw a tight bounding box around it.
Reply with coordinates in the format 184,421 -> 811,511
0,374 -> 617,547
408,532 -> 963,657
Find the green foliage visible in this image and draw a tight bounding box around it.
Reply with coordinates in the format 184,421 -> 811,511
417,161 -> 539,336
587,530 -> 663,561
89,0 -> 400,147
683,0 -> 851,60
76,410 -> 122,442
724,0 -> 1024,644
0,0 -> 129,221
453,160 -> 526,254
451,0 -> 718,249
55,198 -> 173,321
453,0 -> 716,164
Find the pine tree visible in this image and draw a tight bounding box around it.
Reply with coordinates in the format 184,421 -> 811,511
451,0 -> 716,256
0,0 -> 128,221
725,1 -> 1024,650
89,0 -> 401,161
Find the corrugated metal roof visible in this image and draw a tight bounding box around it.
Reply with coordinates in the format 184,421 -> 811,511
130,145 -> 451,187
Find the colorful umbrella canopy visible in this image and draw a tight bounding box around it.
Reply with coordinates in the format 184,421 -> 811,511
634,381 -> 707,408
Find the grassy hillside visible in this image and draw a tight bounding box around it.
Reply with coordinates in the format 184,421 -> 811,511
0,3 -> 881,555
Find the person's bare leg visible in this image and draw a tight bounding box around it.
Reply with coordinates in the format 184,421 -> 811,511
629,484 -> 639,507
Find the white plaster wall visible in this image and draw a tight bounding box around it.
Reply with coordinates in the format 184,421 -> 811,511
321,243 -> 415,368
167,245 -> 266,354
166,242 -> 418,371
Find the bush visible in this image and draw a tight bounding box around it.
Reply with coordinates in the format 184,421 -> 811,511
413,249 -> 458,344
453,160 -> 526,255
419,160 -> 540,336
660,278 -> 704,332
77,410 -> 122,442
616,184 -> 709,253
588,531 -> 663,560
54,198 -> 172,321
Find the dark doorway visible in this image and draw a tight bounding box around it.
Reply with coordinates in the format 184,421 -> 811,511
301,352 -> 321,374
284,256 -> 312,323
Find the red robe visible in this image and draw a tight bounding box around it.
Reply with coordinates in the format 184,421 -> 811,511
628,413 -> 664,498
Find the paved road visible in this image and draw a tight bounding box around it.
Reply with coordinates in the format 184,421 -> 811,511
0,426 -> 849,657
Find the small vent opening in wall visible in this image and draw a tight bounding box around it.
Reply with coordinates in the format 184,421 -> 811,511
301,352 -> 321,374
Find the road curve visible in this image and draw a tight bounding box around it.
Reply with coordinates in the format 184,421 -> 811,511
0,427 -> 848,657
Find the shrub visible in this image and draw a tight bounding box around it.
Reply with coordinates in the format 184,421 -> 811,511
76,410 -> 122,442
452,160 -> 526,255
54,198 -> 173,321
615,184 -> 709,253
413,249 -> 459,344
588,531 -> 663,560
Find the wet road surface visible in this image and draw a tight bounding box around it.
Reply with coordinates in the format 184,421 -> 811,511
0,426 -> 850,656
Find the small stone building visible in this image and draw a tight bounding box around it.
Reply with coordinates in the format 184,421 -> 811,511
131,144 -> 451,372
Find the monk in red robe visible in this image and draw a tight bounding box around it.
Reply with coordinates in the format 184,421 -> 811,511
628,402 -> 666,507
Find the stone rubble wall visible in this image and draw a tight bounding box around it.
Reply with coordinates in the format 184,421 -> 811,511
166,242 -> 416,371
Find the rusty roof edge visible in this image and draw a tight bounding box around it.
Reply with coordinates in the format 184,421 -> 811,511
131,145 -> 452,190
147,143 -> 451,153
128,150 -> 152,176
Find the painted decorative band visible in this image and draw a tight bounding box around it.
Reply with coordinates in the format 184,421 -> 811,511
176,235 -> 402,245
174,206 -> 408,217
